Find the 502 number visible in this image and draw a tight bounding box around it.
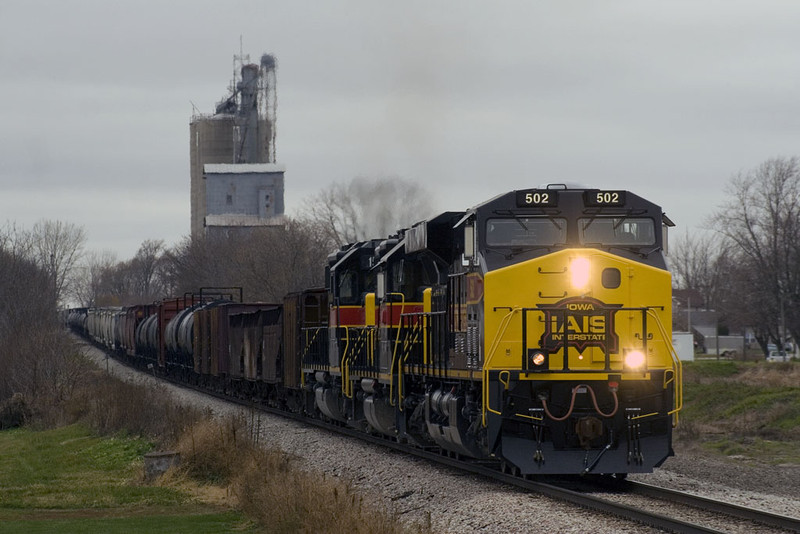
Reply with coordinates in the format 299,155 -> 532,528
525,192 -> 550,204
595,192 -> 619,204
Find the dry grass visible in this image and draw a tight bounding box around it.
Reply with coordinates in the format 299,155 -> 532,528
735,363 -> 800,388
60,369 -> 208,447
149,463 -> 237,509
235,457 -> 420,534
172,416 -> 431,534
173,417 -> 258,484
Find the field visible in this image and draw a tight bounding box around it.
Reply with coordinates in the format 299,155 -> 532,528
0,424 -> 255,534
677,360 -> 800,465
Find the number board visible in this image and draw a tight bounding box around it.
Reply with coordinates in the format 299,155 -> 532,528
516,189 -> 559,207
584,190 -> 626,207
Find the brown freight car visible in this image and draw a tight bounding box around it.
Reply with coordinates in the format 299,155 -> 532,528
193,301 -> 282,393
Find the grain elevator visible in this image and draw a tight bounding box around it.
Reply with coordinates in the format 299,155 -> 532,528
190,52 -> 284,239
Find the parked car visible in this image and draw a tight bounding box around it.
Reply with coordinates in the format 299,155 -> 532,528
766,350 -> 789,362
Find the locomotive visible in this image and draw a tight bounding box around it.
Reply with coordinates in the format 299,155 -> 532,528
68,184 -> 681,477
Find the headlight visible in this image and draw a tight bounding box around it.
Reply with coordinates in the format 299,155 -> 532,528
526,350 -> 549,371
570,257 -> 591,290
624,350 -> 646,370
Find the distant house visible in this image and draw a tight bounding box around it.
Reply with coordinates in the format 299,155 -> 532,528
672,290 -> 743,355
672,288 -> 704,315
687,310 -> 720,353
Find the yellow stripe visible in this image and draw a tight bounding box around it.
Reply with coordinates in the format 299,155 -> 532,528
364,293 -> 376,326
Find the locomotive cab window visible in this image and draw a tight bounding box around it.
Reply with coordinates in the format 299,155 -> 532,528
337,271 -> 358,304
485,217 -> 567,247
387,259 -> 427,300
579,217 -> 655,246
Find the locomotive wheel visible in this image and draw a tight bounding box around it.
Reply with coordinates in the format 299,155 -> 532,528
501,461 -> 520,477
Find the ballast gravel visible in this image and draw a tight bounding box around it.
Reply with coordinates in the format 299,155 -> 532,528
80,342 -> 799,533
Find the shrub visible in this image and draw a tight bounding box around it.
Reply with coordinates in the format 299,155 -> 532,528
174,416 -> 257,484
0,393 -> 31,429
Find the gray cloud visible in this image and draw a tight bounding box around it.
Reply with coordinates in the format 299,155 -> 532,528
2,0 -> 800,256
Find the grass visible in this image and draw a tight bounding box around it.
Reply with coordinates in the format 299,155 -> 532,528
678,360 -> 800,464
0,424 -> 255,533
0,511 -> 250,534
703,437 -> 799,465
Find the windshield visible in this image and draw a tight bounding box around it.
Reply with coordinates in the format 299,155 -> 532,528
579,217 -> 655,246
486,217 -> 567,247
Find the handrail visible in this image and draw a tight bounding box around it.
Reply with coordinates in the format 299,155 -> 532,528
299,327 -> 322,388
482,308 -> 521,427
480,306 -> 682,428
386,293 -> 407,407
397,310 -> 447,370
367,326 -> 375,366
340,327 -> 352,398
349,326 -> 376,372
645,308 -> 683,425
341,326 -> 373,399
397,315 -> 425,411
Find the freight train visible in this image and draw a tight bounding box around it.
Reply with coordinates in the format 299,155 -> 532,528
67,184 -> 681,477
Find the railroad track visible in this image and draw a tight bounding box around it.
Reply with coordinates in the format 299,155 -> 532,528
621,480 -> 800,533
85,340 -> 800,533
544,476 -> 800,534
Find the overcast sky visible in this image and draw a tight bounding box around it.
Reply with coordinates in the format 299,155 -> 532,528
2,1 -> 799,260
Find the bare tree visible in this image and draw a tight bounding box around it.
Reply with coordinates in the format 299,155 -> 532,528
711,156 -> 800,349
167,218 -> 330,303
29,219 -> 87,305
0,222 -> 33,261
98,260 -> 135,306
72,240 -> 173,306
670,230 -> 725,309
715,249 -> 777,353
0,241 -> 68,404
129,239 -> 167,301
302,176 -> 436,246
71,250 -> 119,307
166,234 -> 245,297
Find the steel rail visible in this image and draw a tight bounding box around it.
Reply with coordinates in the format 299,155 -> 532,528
622,480 -> 800,533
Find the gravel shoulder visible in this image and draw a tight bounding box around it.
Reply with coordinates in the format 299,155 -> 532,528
79,341 -> 799,533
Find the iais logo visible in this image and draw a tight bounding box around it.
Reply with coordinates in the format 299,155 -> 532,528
538,296 -> 621,354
